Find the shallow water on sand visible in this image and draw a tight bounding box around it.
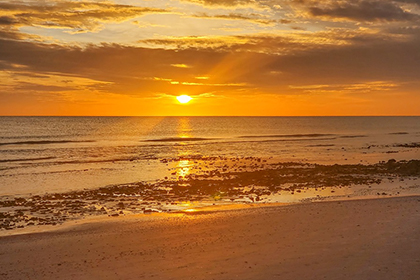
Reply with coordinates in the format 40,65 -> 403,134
1,117 -> 420,232
1,116 -> 419,196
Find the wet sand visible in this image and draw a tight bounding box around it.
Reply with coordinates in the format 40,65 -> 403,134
2,158 -> 420,231
0,196 -> 419,280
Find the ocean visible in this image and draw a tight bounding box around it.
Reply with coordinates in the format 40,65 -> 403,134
1,116 -> 420,197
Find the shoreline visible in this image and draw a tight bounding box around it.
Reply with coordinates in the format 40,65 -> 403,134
2,158 -> 420,232
1,193 -> 419,238
1,195 -> 419,279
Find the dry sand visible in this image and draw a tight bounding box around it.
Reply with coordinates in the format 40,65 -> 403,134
0,196 -> 419,280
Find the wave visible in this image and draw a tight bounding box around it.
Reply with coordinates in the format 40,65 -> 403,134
0,140 -> 96,146
340,135 -> 367,138
190,137 -> 337,146
389,132 -> 409,135
0,134 -> 85,140
145,136 -> 338,146
306,144 -> 335,147
238,134 -> 335,139
144,137 -> 215,142
251,137 -> 337,143
0,157 -> 56,163
0,156 -> 159,172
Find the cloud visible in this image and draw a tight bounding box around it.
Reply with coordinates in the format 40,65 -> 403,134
1,0 -> 419,116
183,0 -> 259,7
1,17 -> 419,104
265,31 -> 420,85
141,35 -> 251,50
192,12 -> 277,25
0,16 -> 18,25
0,29 -> 23,40
0,69 -> 111,89
132,20 -> 167,28
0,0 -> 169,33
289,81 -> 398,94
310,1 -> 418,22
140,27 -> 403,54
171,64 -> 192,68
393,0 -> 420,4
290,0 -> 420,22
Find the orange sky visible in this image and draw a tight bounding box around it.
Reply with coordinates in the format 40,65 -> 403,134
1,0 -> 420,116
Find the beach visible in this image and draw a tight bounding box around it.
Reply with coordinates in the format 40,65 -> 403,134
1,116 -> 419,279
2,0 -> 420,276
1,196 -> 419,280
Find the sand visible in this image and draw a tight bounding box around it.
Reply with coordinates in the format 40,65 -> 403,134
0,196 -> 419,280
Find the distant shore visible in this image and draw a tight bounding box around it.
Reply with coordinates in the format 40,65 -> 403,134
1,196 -> 419,280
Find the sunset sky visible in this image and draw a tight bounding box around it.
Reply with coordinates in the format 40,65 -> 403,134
1,0 -> 420,116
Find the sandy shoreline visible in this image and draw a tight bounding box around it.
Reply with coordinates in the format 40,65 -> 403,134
0,196 -> 419,280
2,158 -> 420,232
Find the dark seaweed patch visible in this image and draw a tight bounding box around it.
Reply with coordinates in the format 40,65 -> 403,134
1,158 -> 420,231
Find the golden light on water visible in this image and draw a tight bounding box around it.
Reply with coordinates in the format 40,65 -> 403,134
176,95 -> 192,104
177,159 -> 191,179
178,117 -> 191,138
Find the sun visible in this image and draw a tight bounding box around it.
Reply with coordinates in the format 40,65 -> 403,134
176,95 -> 192,104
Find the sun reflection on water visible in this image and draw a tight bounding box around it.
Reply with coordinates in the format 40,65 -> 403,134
176,159 -> 191,179
177,201 -> 197,212
175,117 -> 193,179
177,117 -> 192,139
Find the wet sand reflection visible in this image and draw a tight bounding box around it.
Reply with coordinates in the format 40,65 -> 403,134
1,157 -> 420,231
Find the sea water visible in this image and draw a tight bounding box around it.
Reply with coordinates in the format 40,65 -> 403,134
1,116 -> 419,196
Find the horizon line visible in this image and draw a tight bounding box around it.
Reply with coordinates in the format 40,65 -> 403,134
1,115 -> 420,118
